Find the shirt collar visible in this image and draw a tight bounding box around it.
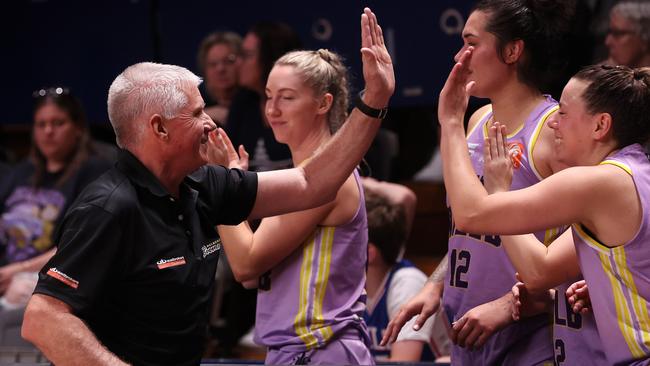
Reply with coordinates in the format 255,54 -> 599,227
116,149 -> 169,198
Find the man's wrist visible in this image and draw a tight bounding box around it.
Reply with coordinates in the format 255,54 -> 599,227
356,90 -> 388,119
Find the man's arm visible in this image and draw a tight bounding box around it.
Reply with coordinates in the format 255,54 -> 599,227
248,8 -> 394,219
23,294 -> 128,366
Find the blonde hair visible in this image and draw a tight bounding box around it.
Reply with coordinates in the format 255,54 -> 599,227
275,49 -> 349,133
107,62 -> 202,148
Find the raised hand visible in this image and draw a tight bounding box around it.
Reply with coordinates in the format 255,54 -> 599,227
438,46 -> 475,128
207,128 -> 249,170
483,122 -> 513,194
566,279 -> 591,314
360,7 -> 395,108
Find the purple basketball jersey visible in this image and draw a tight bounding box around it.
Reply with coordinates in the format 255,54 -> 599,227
443,96 -> 559,365
573,144 -> 650,365
552,278 -> 607,365
255,170 -> 371,356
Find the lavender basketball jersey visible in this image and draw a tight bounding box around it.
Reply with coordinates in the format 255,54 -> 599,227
573,144 -> 650,365
255,170 -> 370,353
443,96 -> 558,365
552,278 -> 607,365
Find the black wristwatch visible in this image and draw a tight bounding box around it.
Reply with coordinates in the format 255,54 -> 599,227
354,90 -> 388,119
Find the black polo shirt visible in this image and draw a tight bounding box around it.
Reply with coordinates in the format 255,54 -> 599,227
34,150 -> 258,366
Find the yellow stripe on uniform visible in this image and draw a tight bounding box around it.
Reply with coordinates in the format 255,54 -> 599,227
600,160 -> 633,176
612,247 -> 650,352
543,226 -> 561,247
528,105 -> 559,181
312,226 -> 335,344
294,232 -> 319,349
599,251 -> 647,358
573,224 -> 610,254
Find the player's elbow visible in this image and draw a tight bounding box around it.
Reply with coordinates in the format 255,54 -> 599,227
232,267 -> 257,283
453,210 -> 480,233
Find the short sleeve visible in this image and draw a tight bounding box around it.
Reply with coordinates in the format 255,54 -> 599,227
189,165 -> 258,225
388,267 -> 436,343
33,203 -> 124,314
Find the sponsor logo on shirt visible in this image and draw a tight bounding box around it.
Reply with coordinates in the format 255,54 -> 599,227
201,239 -> 221,258
156,256 -> 186,269
46,268 -> 79,289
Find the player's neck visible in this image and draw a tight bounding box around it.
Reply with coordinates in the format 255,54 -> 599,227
490,84 -> 545,133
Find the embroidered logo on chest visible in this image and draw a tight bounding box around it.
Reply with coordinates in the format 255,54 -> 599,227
201,239 -> 221,258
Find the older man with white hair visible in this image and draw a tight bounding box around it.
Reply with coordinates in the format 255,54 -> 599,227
21,8 -> 393,366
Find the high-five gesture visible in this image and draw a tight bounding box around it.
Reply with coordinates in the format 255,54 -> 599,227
438,47 -> 475,128
360,7 -> 395,108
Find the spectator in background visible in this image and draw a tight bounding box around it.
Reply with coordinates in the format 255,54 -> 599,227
362,181 -> 451,362
0,87 -> 111,310
197,31 -> 242,124
225,21 -> 301,172
603,0 -> 650,68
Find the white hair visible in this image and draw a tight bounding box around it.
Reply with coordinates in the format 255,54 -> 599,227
612,1 -> 650,44
107,62 -> 202,148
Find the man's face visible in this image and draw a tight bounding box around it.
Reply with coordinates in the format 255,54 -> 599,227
164,86 -> 217,171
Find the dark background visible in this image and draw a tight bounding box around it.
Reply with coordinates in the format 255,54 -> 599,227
2,0 -> 473,126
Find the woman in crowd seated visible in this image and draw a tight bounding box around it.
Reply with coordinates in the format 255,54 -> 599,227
196,31 -> 242,124
0,88 -> 110,308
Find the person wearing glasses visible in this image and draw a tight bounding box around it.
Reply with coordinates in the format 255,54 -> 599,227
196,31 -> 242,124
21,8 -> 394,365
0,88 -> 110,310
603,1 -> 650,68
225,21 -> 302,172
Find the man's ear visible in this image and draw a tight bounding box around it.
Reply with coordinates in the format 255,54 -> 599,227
593,112 -> 613,141
150,114 -> 168,141
316,93 -> 334,116
504,39 -> 524,65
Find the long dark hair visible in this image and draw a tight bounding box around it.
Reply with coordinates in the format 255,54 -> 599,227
31,90 -> 94,188
249,21 -> 302,87
473,0 -> 576,91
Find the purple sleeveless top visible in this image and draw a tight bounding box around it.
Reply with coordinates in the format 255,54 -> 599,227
573,144 -> 650,366
254,170 -> 370,352
443,96 -> 559,365
552,277 -> 607,365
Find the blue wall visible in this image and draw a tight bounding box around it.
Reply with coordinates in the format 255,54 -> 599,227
5,0 -> 473,125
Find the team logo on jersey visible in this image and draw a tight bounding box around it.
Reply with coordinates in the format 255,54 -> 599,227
507,142 -> 525,169
46,268 -> 79,289
156,256 -> 186,269
201,239 -> 221,258
467,142 -> 480,157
